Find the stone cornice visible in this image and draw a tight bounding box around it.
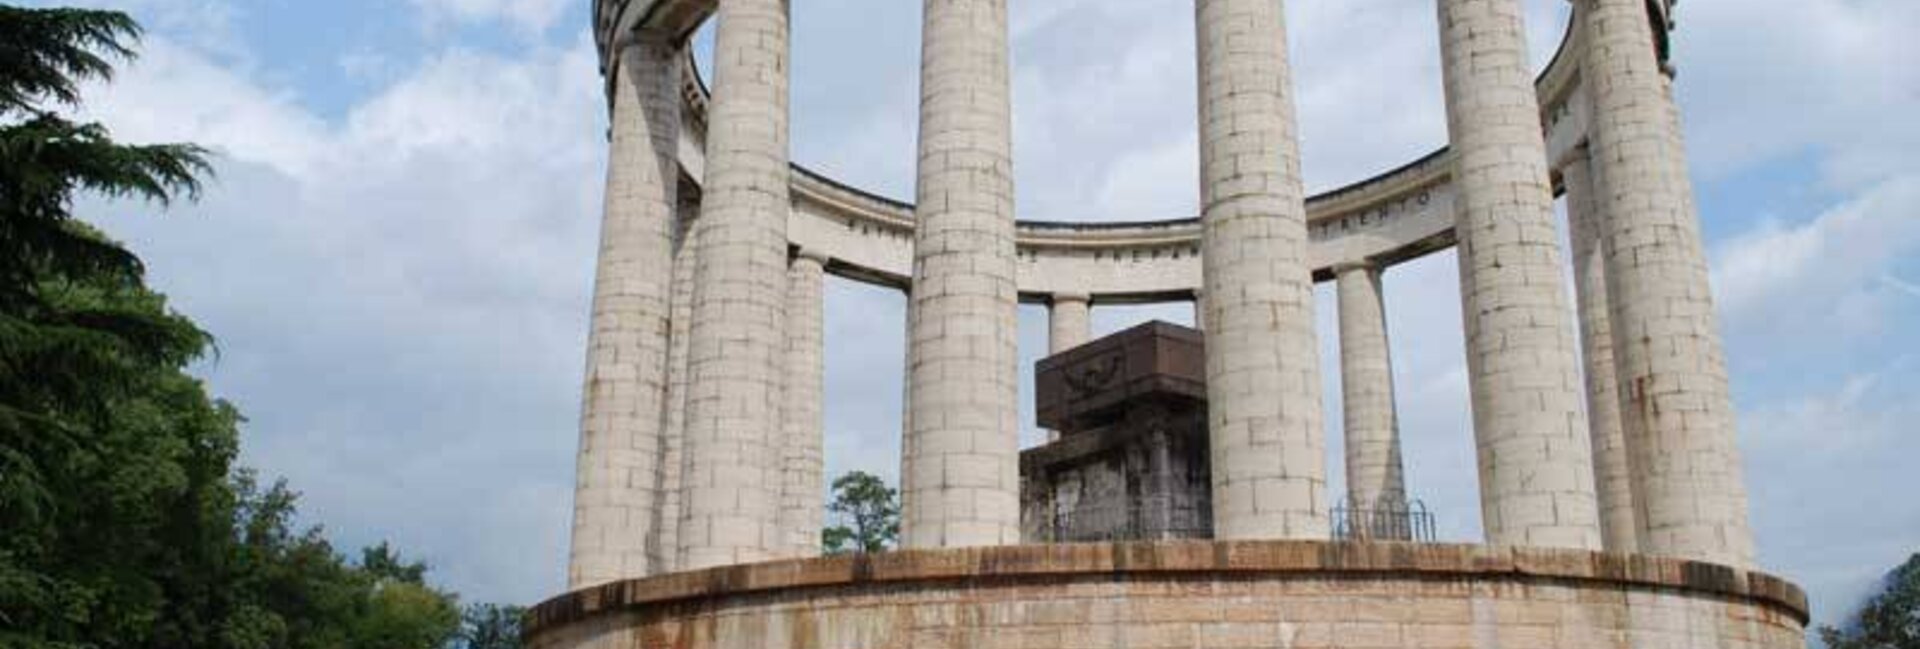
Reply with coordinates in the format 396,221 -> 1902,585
527,540 -> 1808,636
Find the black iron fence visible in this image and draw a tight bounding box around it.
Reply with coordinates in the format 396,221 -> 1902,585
1331,497 -> 1436,543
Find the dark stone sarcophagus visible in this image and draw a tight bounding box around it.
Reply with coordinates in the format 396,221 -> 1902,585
1021,321 -> 1213,543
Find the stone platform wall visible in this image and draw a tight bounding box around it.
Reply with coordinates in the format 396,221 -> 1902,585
528,542 -> 1806,649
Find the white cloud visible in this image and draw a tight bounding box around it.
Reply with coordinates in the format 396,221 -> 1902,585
76,31 -> 605,604
1675,0 -> 1920,190
1712,176 -> 1920,343
409,0 -> 570,35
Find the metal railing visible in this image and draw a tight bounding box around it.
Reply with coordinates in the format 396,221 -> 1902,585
1331,497 -> 1436,543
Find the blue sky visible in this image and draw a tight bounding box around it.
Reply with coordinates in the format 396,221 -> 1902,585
34,0 -> 1920,633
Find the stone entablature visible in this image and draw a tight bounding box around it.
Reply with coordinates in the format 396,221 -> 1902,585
526,541 -> 1808,649
624,0 -> 1584,303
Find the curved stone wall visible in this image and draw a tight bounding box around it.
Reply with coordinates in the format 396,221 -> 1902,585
527,541 -> 1807,649
601,0 -> 1589,302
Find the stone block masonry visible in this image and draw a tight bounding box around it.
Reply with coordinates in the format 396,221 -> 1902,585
1194,0 -> 1329,541
1437,0 -> 1602,550
902,0 -> 1022,550
676,0 -> 792,571
527,542 -> 1808,649
1563,149 -> 1639,554
1335,263 -> 1407,538
567,39 -> 681,589
1580,0 -> 1754,567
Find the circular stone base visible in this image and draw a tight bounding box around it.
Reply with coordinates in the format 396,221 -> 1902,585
528,541 -> 1806,649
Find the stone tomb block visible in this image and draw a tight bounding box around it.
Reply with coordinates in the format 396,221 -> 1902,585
1023,322 -> 1212,543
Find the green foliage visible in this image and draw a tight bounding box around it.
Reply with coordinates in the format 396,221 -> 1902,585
455,604 -> 525,649
1821,553 -> 1920,649
821,471 -> 899,555
0,6 -> 479,649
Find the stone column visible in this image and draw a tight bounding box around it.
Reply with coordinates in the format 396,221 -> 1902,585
1563,149 -> 1638,554
1194,0 -> 1329,540
901,0 -> 1020,549
677,0 -> 791,570
1048,293 -> 1092,356
1335,262 -> 1408,539
568,38 -> 681,588
1437,0 -> 1601,550
1190,290 -> 1206,330
778,250 -> 827,558
653,194 -> 700,576
1044,293 -> 1092,443
1580,0 -> 1753,566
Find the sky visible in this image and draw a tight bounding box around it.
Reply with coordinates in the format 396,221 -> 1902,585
29,0 -> 1920,633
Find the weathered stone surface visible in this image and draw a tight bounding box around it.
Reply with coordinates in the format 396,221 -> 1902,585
1579,0 -> 1754,568
778,250 -> 827,558
1045,294 -> 1092,443
1563,149 -> 1638,554
1335,262 -> 1407,538
1195,0 -> 1329,541
1025,322 -> 1212,544
902,0 -> 1022,550
1437,0 -> 1601,550
677,0 -> 791,570
568,40 -> 682,588
528,541 -> 1808,649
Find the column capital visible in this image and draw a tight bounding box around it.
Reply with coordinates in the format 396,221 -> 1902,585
1051,292 -> 1091,306
792,247 -> 830,266
1330,260 -> 1379,276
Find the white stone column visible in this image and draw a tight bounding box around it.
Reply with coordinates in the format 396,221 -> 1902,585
778,250 -> 827,558
1048,293 -> 1092,356
654,195 -> 699,576
901,0 -> 1020,549
1335,262 -> 1408,539
1563,149 -> 1638,554
677,0 -> 791,570
1580,0 -> 1753,566
1194,0 -> 1329,540
1045,293 -> 1092,443
1437,0 -> 1601,550
568,38 -> 681,588
1190,290 -> 1206,331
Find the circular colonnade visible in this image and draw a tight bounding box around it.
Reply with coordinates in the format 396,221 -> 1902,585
544,1 -> 1806,647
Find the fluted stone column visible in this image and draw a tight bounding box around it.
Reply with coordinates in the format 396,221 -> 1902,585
1194,0 -> 1329,540
901,0 -> 1020,549
1580,0 -> 1753,566
677,0 -> 791,570
568,39 -> 682,587
1335,263 -> 1408,539
1437,0 -> 1601,550
1045,293 -> 1092,443
778,250 -> 827,558
1563,149 -> 1638,554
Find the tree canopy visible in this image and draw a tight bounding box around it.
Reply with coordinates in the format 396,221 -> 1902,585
821,471 -> 900,555
1821,553 -> 1920,649
0,5 -> 520,648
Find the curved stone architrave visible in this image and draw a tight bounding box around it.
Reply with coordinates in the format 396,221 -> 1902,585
638,3 -> 1587,302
